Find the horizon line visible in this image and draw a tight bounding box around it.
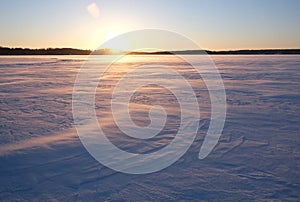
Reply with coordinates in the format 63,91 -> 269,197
1,46 -> 300,53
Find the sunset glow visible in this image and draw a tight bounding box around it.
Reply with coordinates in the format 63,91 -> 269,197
1,0 -> 300,201
1,0 -> 299,50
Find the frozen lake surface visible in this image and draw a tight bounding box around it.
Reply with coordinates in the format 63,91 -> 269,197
0,55 -> 299,201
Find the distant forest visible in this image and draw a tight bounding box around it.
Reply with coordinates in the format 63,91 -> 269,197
0,46 -> 299,55
0,47 -> 91,55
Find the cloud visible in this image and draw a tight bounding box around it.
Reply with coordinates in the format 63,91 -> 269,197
86,2 -> 100,18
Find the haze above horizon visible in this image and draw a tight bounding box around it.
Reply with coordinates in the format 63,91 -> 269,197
1,0 -> 300,51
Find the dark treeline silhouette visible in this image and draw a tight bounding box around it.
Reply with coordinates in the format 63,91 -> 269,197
0,46 -> 299,55
207,49 -> 300,55
130,49 -> 300,55
0,47 -> 91,55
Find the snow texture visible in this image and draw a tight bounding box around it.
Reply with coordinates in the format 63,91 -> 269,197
0,55 -> 299,201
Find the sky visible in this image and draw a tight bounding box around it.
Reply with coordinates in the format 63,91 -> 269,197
0,0 -> 299,51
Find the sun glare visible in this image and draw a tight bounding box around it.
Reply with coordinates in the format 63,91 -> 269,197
86,23 -> 133,51
101,31 -> 130,51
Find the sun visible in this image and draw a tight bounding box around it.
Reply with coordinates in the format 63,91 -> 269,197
103,32 -> 121,42
82,20 -> 137,51
102,31 -> 130,51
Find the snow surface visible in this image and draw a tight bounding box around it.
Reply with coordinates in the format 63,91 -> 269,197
0,55 -> 299,201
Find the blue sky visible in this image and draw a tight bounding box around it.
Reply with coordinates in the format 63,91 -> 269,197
0,0 -> 299,50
